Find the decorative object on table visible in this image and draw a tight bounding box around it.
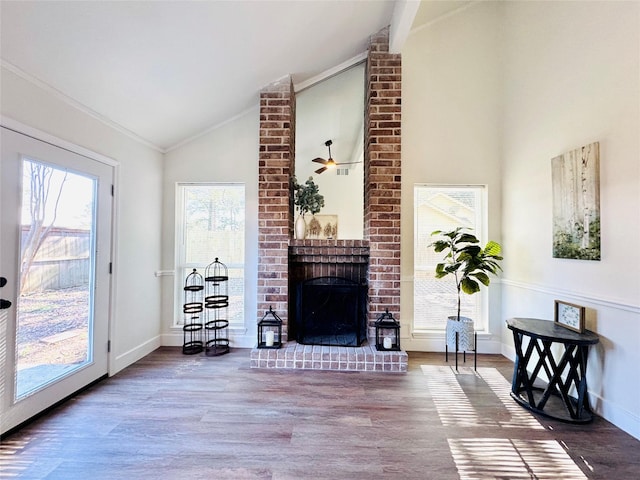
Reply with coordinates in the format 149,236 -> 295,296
204,258 -> 230,356
294,214 -> 307,240
257,306 -> 283,349
307,214 -> 338,239
429,227 -> 503,368
554,300 -> 585,333
374,308 -> 400,351
551,141 -> 600,261
311,139 -> 362,175
182,268 -> 204,355
291,175 -> 324,239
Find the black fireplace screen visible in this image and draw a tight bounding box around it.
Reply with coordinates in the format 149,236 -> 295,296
295,276 -> 367,347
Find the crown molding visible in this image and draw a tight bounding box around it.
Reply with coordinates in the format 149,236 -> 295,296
1,115 -> 119,167
165,105 -> 259,153
411,1 -> 478,35
169,51 -> 368,153
1,59 -> 165,153
294,51 -> 367,93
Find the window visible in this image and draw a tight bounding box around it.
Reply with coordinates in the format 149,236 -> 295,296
175,183 -> 245,327
414,185 -> 487,332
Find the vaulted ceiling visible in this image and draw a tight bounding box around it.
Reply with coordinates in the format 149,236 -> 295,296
0,1 -> 470,152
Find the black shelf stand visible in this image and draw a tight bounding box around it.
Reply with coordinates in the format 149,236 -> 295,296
204,258 -> 230,356
182,269 -> 204,355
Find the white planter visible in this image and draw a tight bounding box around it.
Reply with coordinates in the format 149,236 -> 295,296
446,316 -> 475,351
295,214 -> 307,239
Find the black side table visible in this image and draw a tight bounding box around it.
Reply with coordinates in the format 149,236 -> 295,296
506,317 -> 599,423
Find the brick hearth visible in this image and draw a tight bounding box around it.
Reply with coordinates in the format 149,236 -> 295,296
250,343 -> 408,372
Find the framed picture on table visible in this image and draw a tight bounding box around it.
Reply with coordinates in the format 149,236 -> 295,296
554,300 -> 585,333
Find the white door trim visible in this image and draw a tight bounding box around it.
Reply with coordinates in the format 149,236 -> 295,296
0,117 -> 121,378
1,116 -> 119,167
1,124 -> 118,434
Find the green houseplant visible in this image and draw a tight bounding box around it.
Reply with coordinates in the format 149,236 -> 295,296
430,227 -> 503,350
291,176 -> 324,239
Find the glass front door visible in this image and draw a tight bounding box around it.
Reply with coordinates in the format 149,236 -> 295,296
1,126 -> 113,434
15,159 -> 97,398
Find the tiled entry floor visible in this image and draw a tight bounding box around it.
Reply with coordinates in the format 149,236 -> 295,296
250,342 -> 408,372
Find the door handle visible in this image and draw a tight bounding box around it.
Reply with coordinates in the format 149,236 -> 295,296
0,277 -> 11,309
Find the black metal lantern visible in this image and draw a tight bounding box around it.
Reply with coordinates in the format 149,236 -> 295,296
375,308 -> 400,351
257,306 -> 283,349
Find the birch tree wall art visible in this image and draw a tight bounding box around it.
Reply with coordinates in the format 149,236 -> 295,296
551,142 -> 601,260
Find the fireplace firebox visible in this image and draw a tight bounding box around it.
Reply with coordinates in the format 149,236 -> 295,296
295,276 -> 367,347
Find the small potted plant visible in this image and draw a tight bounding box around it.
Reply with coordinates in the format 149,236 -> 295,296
291,176 -> 324,239
429,227 -> 503,351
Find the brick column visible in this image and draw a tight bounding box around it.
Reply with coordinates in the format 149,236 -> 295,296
257,77 -> 295,339
365,27 -> 402,328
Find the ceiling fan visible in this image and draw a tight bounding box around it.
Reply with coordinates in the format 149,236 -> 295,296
312,139 -> 361,174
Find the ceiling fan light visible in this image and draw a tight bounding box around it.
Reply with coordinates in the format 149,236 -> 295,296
327,158 -> 336,168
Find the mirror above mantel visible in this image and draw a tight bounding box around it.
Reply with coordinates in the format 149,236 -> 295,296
295,62 -> 365,240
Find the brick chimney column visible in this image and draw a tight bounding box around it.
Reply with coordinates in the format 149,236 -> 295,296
257,77 -> 295,340
365,27 -> 402,330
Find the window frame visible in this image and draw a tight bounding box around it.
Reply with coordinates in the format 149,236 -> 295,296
413,184 -> 489,334
174,182 -> 246,329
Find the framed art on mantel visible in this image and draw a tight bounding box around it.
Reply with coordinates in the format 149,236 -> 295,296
554,300 -> 585,333
307,214 -> 338,240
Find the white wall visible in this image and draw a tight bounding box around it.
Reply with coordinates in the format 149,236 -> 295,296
500,1 -> 640,439
401,0 -> 639,439
1,66 -> 164,374
161,110 -> 259,348
401,1 -> 504,352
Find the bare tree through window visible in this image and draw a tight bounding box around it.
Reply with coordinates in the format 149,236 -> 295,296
20,160 -> 68,293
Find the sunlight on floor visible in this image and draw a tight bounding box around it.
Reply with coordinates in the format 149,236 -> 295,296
0,436 -> 31,478
421,365 -> 490,427
421,365 -> 543,429
477,367 -> 545,429
449,438 -> 587,479
421,365 -> 587,479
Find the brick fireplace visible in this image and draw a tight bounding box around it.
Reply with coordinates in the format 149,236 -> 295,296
289,240 -> 369,346
252,27 -> 405,371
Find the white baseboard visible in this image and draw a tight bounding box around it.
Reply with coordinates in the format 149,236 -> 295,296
590,392 -> 640,440
161,332 -> 257,349
110,335 -> 161,375
501,343 -> 516,361
403,335 -> 503,354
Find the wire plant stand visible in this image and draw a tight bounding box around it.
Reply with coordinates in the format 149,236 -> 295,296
182,268 -> 204,355
204,258 -> 230,356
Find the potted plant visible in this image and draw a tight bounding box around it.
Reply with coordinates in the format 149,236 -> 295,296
291,176 -> 324,239
429,227 -> 503,351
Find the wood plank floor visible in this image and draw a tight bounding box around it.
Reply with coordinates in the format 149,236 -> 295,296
1,348 -> 638,479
